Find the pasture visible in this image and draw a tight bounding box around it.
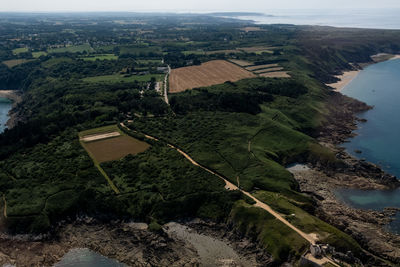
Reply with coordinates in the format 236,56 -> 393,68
32,51 -> 47,58
12,47 -> 28,55
2,59 -> 34,68
169,60 -> 256,93
81,54 -> 118,61
238,46 -> 275,54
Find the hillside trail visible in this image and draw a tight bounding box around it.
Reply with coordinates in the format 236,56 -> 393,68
163,65 -> 171,104
120,122 -> 340,266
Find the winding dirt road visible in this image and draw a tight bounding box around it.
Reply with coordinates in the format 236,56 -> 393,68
119,122 -> 340,266
120,123 -> 316,243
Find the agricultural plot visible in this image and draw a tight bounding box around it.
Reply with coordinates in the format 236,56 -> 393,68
169,60 -> 256,93
253,67 -> 284,74
238,46 -> 275,54
32,51 -> 47,58
244,63 -> 290,78
81,54 -> 118,61
260,72 -> 291,78
2,59 -> 34,68
12,47 -> 28,55
48,44 -> 94,53
80,126 -> 150,163
228,59 -> 254,67
246,64 -> 279,71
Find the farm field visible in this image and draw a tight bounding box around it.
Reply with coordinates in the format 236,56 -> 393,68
246,64 -> 279,71
2,59 -> 34,68
228,59 -> 254,66
260,71 -> 291,78
81,54 -> 118,61
80,125 -> 150,163
238,46 -> 275,54
83,73 -> 164,83
32,51 -> 47,58
254,67 -> 284,74
169,60 -> 256,93
12,47 -> 28,54
83,135 -> 150,163
48,44 -> 94,53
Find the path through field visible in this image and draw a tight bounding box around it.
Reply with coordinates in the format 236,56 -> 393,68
119,122 -> 340,266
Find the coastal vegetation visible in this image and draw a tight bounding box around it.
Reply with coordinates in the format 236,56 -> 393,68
0,13 -> 399,265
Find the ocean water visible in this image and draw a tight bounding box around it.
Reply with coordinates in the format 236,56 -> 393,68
335,58 -> 400,233
55,248 -> 126,267
0,97 -> 12,133
229,9 -> 400,29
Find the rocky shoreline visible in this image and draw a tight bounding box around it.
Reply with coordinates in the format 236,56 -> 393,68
0,90 -> 22,129
0,218 -> 270,267
295,91 -> 400,265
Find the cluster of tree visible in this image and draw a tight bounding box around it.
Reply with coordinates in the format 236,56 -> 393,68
0,79 -> 169,159
170,90 -> 273,115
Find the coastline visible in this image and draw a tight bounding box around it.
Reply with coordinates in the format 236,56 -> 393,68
0,90 -> 22,129
296,89 -> 400,264
326,70 -> 361,92
326,54 -> 400,92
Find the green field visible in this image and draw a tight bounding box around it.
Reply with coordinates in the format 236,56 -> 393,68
135,59 -> 162,64
2,59 -> 34,68
83,74 -> 164,83
32,51 -> 48,58
119,45 -> 161,55
48,44 -> 94,54
81,54 -> 118,61
12,47 -> 28,55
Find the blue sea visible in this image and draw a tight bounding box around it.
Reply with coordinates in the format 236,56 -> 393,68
335,58 -> 400,233
227,9 -> 400,29
0,97 -> 12,133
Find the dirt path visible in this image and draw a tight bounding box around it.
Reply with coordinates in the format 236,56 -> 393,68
119,123 -> 342,266
163,65 -> 171,104
120,123 -> 316,243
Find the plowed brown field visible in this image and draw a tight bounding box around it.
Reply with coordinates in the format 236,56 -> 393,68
169,60 -> 256,93
83,136 -> 150,163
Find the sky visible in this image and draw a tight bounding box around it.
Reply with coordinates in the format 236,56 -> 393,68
1,0 -> 400,12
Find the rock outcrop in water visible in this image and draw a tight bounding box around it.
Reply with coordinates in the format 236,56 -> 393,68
294,91 -> 400,265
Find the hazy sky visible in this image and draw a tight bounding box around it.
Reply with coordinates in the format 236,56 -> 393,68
1,0 -> 400,12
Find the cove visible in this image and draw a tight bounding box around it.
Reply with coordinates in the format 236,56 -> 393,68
0,97 -> 12,133
336,58 -> 400,233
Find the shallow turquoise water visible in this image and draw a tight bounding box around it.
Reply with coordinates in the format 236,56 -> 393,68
55,248 -> 126,267
336,58 -> 400,233
0,97 -> 12,133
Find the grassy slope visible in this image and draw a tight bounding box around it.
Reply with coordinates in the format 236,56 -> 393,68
129,72 -> 358,258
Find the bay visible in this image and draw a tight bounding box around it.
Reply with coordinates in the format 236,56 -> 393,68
336,58 -> 400,233
0,97 -> 12,133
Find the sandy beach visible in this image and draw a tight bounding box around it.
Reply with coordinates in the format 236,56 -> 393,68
326,70 -> 361,92
328,54 -> 400,92
0,90 -> 21,102
389,55 -> 400,60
